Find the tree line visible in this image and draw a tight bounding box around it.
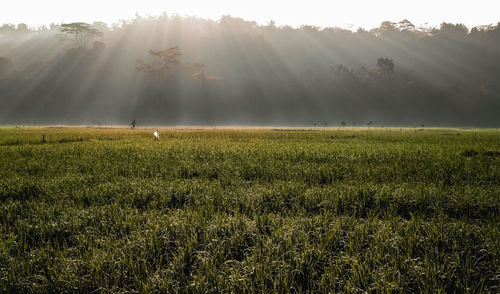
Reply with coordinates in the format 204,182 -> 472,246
1,15 -> 499,126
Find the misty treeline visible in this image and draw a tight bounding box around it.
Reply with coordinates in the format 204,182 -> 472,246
1,15 -> 500,126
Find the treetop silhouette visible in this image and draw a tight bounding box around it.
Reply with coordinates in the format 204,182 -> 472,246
59,22 -> 103,47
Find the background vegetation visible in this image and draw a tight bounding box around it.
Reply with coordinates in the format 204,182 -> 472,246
0,127 -> 498,292
1,16 -> 500,126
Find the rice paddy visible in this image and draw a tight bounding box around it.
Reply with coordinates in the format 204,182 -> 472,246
0,127 -> 498,292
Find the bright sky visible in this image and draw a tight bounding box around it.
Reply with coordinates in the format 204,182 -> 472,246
2,0 -> 499,30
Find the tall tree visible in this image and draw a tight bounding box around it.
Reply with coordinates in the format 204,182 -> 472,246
136,47 -> 183,81
0,24 -> 16,35
16,23 -> 29,33
376,58 -> 395,77
59,23 -> 103,47
137,47 -> 217,81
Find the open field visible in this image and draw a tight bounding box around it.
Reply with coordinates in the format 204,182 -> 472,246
0,127 -> 499,292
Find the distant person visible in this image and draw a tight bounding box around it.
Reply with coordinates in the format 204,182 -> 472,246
130,119 -> 136,129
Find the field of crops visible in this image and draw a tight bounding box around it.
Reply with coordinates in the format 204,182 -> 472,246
0,127 -> 499,292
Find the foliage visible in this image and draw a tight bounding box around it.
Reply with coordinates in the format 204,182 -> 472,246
137,47 -> 218,81
0,57 -> 13,78
0,16 -> 500,125
376,57 -> 395,77
59,22 -> 103,47
136,47 -> 183,81
0,24 -> 16,34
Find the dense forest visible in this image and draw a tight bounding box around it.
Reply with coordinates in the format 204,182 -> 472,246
1,15 -> 499,126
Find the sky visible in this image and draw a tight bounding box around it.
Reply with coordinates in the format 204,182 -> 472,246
1,0 -> 499,30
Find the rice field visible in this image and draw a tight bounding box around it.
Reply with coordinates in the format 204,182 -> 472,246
0,127 -> 499,292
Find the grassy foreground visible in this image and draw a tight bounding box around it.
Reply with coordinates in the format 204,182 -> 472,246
0,127 -> 499,293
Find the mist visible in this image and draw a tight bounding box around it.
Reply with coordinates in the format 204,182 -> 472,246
1,15 -> 500,127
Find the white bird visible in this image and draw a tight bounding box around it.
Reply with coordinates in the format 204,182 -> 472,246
153,130 -> 159,139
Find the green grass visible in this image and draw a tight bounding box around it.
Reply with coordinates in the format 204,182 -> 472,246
0,127 -> 499,293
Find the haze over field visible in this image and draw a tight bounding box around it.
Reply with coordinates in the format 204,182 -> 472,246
1,1 -> 500,126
